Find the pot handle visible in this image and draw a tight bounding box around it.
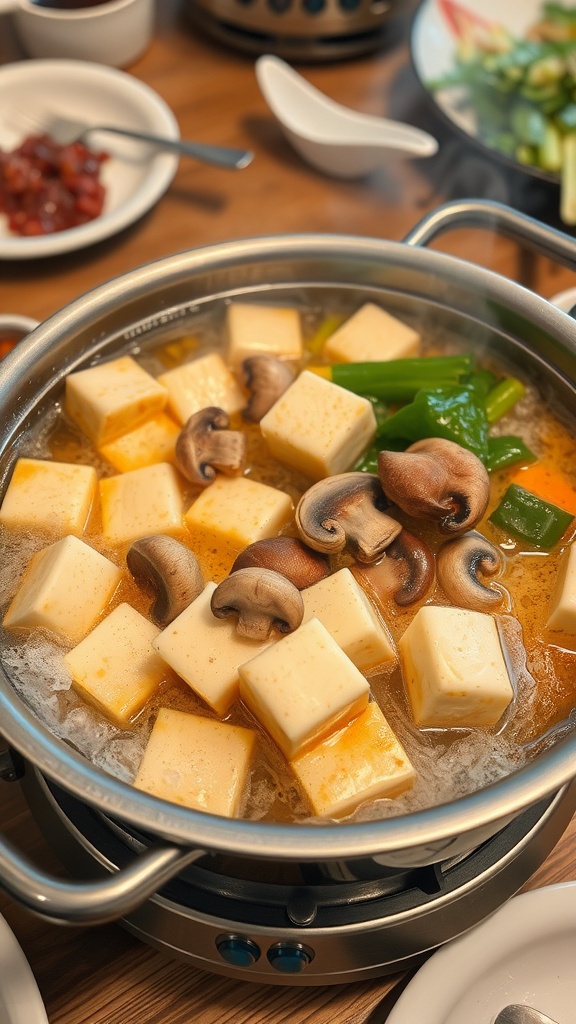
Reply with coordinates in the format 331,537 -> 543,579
402,198 -> 576,270
0,760 -> 204,926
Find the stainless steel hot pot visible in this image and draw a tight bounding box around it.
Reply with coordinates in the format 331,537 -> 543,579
1,199 -> 576,980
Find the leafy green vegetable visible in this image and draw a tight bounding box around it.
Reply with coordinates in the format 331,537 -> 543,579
485,435 -> 536,472
377,385 -> 490,461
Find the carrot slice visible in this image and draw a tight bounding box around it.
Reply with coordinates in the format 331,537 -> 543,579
512,462 -> 576,516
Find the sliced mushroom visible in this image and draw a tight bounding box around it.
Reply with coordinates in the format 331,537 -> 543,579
175,406 -> 247,486
127,535 -> 204,627
352,529 -> 435,607
436,531 -> 506,611
210,566 -> 304,640
378,438 -> 490,534
231,536 -> 331,589
241,355 -> 295,422
295,472 -> 402,564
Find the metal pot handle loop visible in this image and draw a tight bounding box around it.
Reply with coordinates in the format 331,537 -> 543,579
403,199 -> 576,271
0,829 -> 203,925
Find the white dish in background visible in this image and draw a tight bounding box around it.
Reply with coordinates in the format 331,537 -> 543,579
0,59 -> 179,260
411,0 -> 560,183
0,912 -> 48,1024
550,286 -> 576,314
255,54 -> 438,180
387,882 -> 576,1024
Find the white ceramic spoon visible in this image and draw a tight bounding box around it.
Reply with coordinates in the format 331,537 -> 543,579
255,54 -> 438,179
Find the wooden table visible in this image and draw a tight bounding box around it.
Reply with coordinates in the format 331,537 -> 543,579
1,3 -> 576,1022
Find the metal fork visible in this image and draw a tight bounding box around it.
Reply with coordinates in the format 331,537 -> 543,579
14,109 -> 254,170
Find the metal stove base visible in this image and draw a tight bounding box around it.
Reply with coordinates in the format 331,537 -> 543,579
22,768 -> 576,986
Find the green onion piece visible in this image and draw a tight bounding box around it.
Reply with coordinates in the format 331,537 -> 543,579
489,483 -> 574,548
560,133 -> 576,226
485,436 -> 536,473
307,314 -> 345,355
326,355 -> 475,402
485,377 -> 526,423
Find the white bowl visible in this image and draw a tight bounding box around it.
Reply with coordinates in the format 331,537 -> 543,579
255,54 -> 438,180
0,314 -> 39,339
0,0 -> 154,69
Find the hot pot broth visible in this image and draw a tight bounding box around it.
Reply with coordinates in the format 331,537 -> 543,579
1,293 -> 575,825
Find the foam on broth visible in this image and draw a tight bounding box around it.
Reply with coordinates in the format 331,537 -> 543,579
1,295 -> 575,825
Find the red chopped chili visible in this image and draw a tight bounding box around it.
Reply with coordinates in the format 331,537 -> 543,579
0,133 -> 109,236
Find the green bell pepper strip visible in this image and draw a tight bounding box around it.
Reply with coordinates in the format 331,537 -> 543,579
376,385 -> 490,462
489,483 -> 575,548
485,436 -> 536,472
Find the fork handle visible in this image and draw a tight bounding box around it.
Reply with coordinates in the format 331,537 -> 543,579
86,126 -> 253,169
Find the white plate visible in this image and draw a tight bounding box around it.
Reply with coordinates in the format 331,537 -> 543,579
387,882 -> 576,1024
0,59 -> 179,259
411,0 -> 560,183
0,912 -> 48,1024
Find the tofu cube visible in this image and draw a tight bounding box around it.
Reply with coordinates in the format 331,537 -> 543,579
134,707 -> 256,817
65,355 -> 168,446
226,302 -> 303,367
99,412 -> 180,472
301,567 -> 396,673
260,370 -> 377,481
0,458 -> 98,537
398,605 -> 514,729
323,302 -> 421,363
64,602 -> 166,726
291,701 -> 416,818
157,352 -> 245,426
100,462 -> 184,547
3,535 -> 122,644
153,582 -> 271,715
547,542 -> 576,637
184,475 -> 294,581
239,617 -> 370,760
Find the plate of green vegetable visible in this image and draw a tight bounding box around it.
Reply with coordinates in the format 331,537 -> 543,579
411,0 -> 576,224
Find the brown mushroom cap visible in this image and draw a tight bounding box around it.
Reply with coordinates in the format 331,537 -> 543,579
436,531 -> 506,611
127,535 -> 204,626
210,566 -> 304,640
352,529 -> 435,607
175,406 -> 247,486
296,472 -> 401,564
378,437 -> 490,534
241,355 -> 295,423
231,536 -> 331,589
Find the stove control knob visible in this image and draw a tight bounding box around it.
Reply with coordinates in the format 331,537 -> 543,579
216,935 -> 260,968
267,942 -> 314,974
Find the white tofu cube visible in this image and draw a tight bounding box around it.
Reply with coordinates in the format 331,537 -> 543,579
226,302 -> 303,367
184,475 -> 294,581
260,370 -> 376,481
547,542 -> 576,637
153,582 -> 271,715
239,616 -> 370,760
291,701 -> 415,818
3,535 -> 122,644
99,412 -> 180,472
64,603 -> 166,726
301,567 -> 395,673
134,708 -> 256,817
398,605 -> 514,729
0,458 -> 98,537
65,355 -> 168,446
100,462 -> 184,547
157,352 -> 246,426
323,303 -> 421,363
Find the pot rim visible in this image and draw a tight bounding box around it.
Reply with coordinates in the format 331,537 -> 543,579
1,230 -> 576,861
